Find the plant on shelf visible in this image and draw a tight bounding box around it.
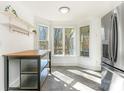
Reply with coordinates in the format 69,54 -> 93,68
4,5 -> 11,11
32,30 -> 37,34
4,5 -> 18,17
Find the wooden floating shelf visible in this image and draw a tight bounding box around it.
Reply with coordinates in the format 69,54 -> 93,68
0,11 -> 35,36
3,23 -> 30,35
0,11 -> 35,29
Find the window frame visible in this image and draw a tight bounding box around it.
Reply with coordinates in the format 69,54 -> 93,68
53,26 -> 76,56
37,24 -> 49,50
79,25 -> 90,57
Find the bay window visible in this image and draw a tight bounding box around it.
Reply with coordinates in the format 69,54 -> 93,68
80,26 -> 89,56
54,28 -> 63,55
65,28 -> 75,55
54,27 -> 75,55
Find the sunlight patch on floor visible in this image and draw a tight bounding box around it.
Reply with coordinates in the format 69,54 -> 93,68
73,82 -> 95,91
64,84 -> 67,87
54,77 -> 60,82
52,71 -> 74,84
82,70 -> 101,77
109,75 -> 124,91
67,70 -> 101,84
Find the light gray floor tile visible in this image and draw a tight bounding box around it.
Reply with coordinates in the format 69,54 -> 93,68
41,66 -> 101,91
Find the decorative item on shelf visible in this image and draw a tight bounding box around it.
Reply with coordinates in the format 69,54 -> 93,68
4,5 -> 18,17
1,5 -> 35,36
12,29 -> 29,36
32,30 -> 37,34
11,9 -> 17,17
4,5 -> 11,11
5,5 -> 11,11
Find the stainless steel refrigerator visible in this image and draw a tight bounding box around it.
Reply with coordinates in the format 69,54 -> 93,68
101,3 -> 124,91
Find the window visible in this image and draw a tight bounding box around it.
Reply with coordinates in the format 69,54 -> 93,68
65,28 -> 74,55
54,27 -> 75,55
54,28 -> 63,55
38,25 -> 48,50
80,26 -> 90,56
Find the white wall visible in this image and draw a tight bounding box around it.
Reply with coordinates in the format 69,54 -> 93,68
0,2 -> 34,90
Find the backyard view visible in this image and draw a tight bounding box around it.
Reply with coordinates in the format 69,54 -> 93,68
54,28 -> 75,55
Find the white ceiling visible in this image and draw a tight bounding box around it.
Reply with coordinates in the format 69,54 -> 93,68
12,1 -> 121,23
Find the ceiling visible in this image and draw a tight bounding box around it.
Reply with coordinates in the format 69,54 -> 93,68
7,1 -> 122,23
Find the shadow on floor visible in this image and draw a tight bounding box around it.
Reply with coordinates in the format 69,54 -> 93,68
41,66 -> 101,91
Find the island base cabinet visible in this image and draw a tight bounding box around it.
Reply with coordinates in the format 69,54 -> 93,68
8,59 -> 20,89
21,75 -> 38,89
4,50 -> 51,91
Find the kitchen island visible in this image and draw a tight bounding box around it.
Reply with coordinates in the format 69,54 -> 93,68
3,50 -> 51,91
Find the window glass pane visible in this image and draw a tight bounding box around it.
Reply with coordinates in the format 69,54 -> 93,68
80,26 -> 89,56
54,28 -> 63,55
39,26 -> 48,40
38,25 -> 48,50
65,28 -> 75,55
39,41 -> 48,50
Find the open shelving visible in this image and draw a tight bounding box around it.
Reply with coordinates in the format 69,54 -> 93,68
4,50 -> 51,91
20,59 -> 49,90
21,74 -> 38,89
0,11 -> 35,35
0,11 -> 34,28
20,59 -> 49,89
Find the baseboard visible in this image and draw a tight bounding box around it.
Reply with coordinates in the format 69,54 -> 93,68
52,62 -> 78,66
77,63 -> 101,71
52,62 -> 101,71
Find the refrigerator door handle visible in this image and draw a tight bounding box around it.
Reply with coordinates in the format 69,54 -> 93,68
113,14 -> 118,62
111,14 -> 115,62
109,15 -> 114,62
110,13 -> 118,63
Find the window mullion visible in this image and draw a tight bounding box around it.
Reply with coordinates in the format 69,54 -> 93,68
63,28 -> 65,56
53,29 -> 54,55
47,27 -> 49,49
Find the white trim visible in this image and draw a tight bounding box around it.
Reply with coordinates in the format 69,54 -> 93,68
63,28 -> 65,55
52,62 -> 77,66
38,40 -> 48,41
53,26 -> 75,28
53,55 -> 76,57
77,63 -> 101,71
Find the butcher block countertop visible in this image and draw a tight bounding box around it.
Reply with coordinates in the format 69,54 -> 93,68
3,50 -> 50,57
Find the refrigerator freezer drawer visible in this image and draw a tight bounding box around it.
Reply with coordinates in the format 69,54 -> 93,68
101,63 -> 124,91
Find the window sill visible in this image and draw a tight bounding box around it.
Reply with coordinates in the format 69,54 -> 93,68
52,55 -> 76,57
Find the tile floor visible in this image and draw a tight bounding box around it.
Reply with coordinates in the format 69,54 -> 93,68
41,66 -> 101,91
